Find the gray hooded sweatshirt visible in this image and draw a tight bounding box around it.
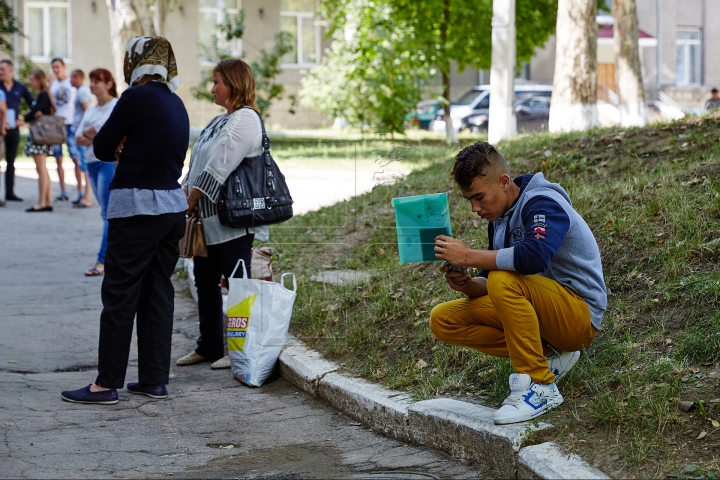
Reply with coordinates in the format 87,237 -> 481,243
480,172 -> 607,330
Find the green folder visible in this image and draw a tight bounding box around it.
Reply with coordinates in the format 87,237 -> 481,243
392,192 -> 453,264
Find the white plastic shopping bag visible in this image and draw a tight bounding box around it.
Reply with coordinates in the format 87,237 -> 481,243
226,259 -> 297,387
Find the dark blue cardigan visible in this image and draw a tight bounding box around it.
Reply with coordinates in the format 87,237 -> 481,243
94,82 -> 190,191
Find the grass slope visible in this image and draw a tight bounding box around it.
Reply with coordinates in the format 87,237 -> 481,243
266,114 -> 720,478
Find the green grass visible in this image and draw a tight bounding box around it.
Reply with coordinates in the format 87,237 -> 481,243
263,115 -> 720,477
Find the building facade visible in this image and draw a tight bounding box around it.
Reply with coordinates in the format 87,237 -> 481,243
12,0 -> 483,129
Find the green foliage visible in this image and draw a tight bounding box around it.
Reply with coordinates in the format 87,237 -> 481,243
0,1 -> 20,54
301,2 -> 429,135
191,9 -> 295,118
303,0 -> 557,138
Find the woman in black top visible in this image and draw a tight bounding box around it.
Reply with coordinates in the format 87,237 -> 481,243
22,70 -> 55,212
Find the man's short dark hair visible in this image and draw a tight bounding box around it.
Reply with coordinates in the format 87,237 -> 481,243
71,69 -> 84,79
712,88 -> 718,94
451,142 -> 511,190
51,57 -> 64,65
0,59 -> 13,68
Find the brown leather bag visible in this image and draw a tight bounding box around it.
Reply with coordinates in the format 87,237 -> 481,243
179,214 -> 208,258
29,115 -> 67,146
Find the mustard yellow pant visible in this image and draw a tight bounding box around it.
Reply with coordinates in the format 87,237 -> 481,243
429,270 -> 597,384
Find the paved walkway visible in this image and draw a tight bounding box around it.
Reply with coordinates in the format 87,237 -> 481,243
0,174 -> 493,478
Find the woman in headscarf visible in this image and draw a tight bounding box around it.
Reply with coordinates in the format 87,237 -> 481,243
61,37 -> 190,405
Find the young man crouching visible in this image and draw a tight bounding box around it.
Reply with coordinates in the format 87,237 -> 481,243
431,141 -> 606,425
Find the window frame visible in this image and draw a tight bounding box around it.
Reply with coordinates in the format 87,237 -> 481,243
676,28 -> 702,86
280,9 -> 321,67
24,0 -> 72,63
198,0 -> 242,66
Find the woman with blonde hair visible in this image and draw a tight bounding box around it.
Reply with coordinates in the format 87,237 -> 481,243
176,59 -> 268,370
22,70 -> 55,212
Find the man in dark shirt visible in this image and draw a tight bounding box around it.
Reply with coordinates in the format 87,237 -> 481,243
0,60 -> 34,202
705,88 -> 720,110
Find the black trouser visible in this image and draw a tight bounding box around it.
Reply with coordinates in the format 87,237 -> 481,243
192,234 -> 254,360
96,212 -> 185,389
4,128 -> 19,199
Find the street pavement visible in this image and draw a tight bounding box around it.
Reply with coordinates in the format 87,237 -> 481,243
0,172 -> 494,479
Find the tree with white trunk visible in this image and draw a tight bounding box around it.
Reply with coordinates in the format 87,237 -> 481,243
548,0 -> 598,133
613,0 -> 647,126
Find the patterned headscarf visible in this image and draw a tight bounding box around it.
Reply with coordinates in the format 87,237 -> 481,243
124,36 -> 179,93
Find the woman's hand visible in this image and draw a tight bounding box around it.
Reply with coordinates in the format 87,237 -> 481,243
114,136 -> 126,161
186,188 -> 204,215
434,235 -> 472,267
34,111 -> 43,119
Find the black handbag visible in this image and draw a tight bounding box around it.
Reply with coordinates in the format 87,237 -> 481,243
218,108 -> 294,229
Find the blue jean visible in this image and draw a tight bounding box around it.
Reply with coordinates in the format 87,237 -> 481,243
87,161 -> 116,263
52,125 -> 84,170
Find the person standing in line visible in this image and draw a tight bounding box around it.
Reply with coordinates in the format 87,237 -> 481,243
0,88 -> 7,207
49,58 -> 79,202
176,59 -> 267,370
21,70 -> 55,212
705,88 -> 720,110
70,69 -> 93,208
75,69 -> 119,276
0,60 -> 34,203
61,37 -> 190,404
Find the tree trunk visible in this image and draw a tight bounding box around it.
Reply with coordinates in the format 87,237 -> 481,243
105,0 -> 154,92
153,0 -> 168,37
442,68 -> 458,144
440,0 -> 457,144
548,0 -> 598,132
613,0 -> 647,126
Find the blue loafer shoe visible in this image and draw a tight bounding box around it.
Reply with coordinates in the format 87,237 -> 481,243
61,385 -> 119,405
127,382 -> 168,399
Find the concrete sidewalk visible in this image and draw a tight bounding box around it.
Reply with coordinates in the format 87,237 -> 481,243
0,175 -> 495,478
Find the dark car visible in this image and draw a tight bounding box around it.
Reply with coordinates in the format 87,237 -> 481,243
463,92 -> 552,134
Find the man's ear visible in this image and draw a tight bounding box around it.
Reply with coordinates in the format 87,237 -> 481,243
499,173 -> 511,191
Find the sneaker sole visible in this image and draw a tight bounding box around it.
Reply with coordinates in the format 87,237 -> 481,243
127,390 -> 168,399
61,395 -> 119,405
493,397 -> 563,425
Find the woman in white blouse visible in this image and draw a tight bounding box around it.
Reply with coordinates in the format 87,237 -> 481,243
177,59 -> 268,370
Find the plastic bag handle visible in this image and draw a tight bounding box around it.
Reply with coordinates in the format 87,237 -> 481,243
231,259 -> 248,279
280,272 -> 297,292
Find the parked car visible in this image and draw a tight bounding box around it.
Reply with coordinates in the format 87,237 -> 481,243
406,100 -> 441,130
432,84 -> 553,133
465,93 -> 551,133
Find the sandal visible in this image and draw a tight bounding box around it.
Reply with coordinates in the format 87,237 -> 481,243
210,355 -> 232,370
73,203 -> 91,209
84,263 -> 104,276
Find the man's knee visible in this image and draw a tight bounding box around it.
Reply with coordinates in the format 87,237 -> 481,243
429,303 -> 451,342
487,270 -> 523,296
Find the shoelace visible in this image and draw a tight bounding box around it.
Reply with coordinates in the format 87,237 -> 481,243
501,390 -> 530,407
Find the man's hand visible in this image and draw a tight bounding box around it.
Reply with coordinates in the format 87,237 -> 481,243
434,235 -> 472,266
440,264 -> 472,292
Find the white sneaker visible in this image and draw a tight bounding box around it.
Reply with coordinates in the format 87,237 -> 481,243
546,350 -> 580,382
493,373 -> 563,425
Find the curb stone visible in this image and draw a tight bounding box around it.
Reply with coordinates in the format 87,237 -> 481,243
407,398 -> 550,476
183,261 -> 609,479
517,442 -> 610,479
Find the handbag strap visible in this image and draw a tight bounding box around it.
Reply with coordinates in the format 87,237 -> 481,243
240,106 -> 271,164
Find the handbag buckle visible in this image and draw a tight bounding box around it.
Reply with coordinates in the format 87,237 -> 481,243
253,198 -> 266,210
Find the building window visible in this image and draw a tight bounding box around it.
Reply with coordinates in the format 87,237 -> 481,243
198,0 -> 241,63
25,0 -> 70,61
280,0 -> 319,66
676,29 -> 702,85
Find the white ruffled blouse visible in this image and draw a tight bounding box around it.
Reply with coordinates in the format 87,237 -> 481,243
183,107 -> 269,245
